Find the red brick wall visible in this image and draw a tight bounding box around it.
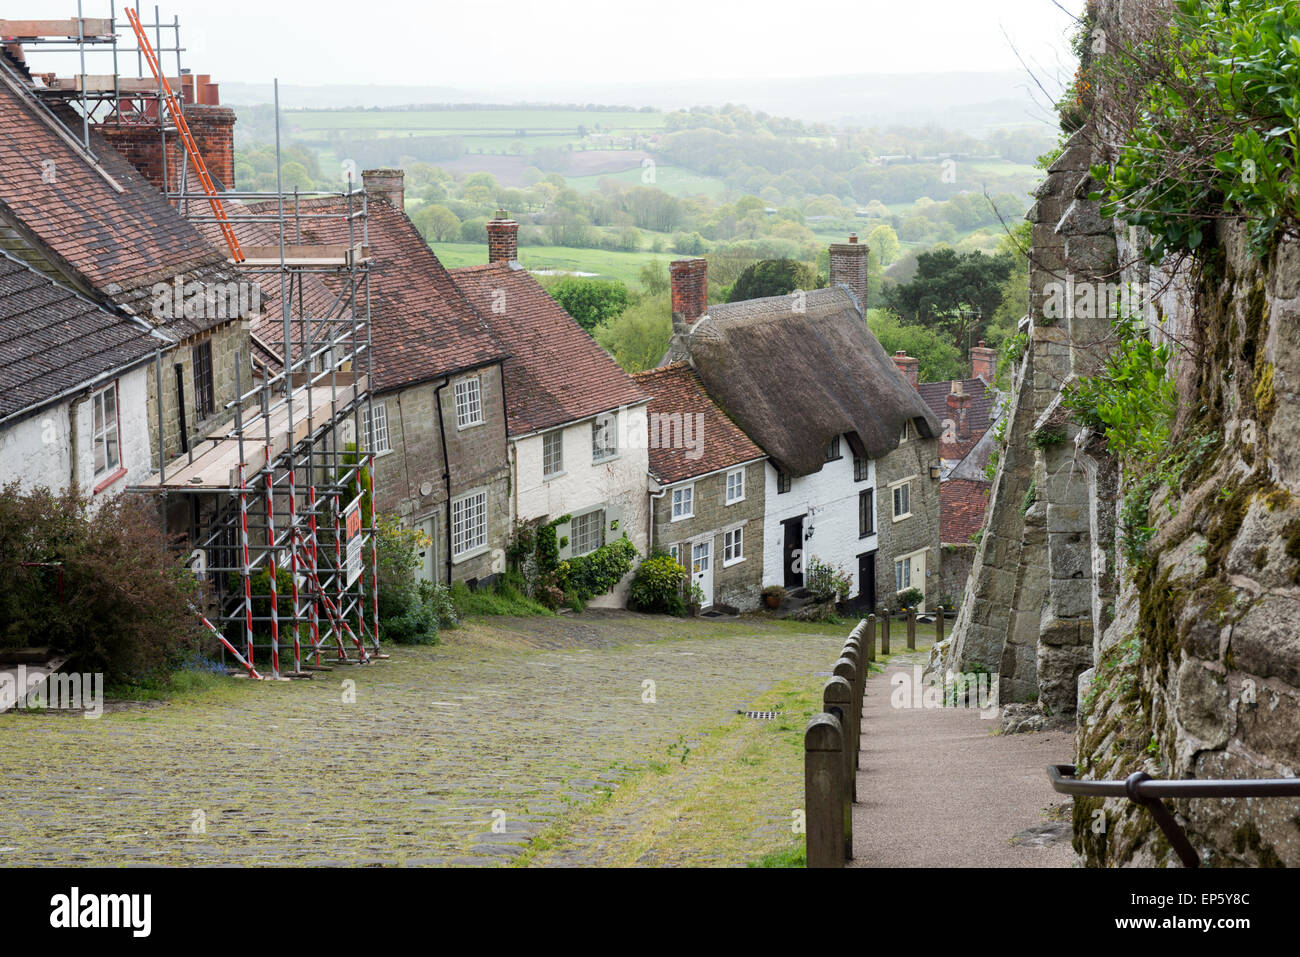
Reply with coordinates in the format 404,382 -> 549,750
670,258 -> 708,324
100,105 -> 236,195
486,217 -> 518,263
892,351 -> 920,390
970,340 -> 997,382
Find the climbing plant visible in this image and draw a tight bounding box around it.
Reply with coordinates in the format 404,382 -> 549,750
1093,0 -> 1300,258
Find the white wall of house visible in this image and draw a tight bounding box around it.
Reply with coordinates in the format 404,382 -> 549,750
761,439 -> 879,596
512,405 -> 650,607
0,365 -> 152,500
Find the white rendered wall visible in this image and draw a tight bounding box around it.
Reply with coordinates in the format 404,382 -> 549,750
512,412 -> 649,607
761,443 -> 879,594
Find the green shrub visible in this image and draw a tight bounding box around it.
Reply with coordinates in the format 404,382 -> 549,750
628,551 -> 688,615
897,587 -> 925,610
805,556 -> 853,604
545,277 -> 632,332
562,536 -> 637,600
0,484 -> 205,684
449,579 -> 553,618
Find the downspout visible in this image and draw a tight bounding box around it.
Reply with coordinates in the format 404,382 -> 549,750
434,378 -> 453,584
648,480 -> 668,553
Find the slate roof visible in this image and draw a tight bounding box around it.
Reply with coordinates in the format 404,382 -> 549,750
0,252 -> 156,422
634,363 -> 765,485
917,377 -> 996,461
0,75 -> 239,338
680,286 -> 941,476
940,478 -> 991,544
248,197 -> 507,393
451,261 -> 648,436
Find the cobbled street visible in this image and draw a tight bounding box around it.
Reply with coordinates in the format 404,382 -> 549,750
0,612 -> 842,866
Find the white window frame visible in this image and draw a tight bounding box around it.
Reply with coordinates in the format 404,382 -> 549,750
691,540 -> 711,574
591,412 -> 618,463
671,484 -> 694,521
450,489 -> 488,557
894,556 -> 912,592
542,429 -> 564,479
900,420 -> 912,444
570,509 -> 606,557
723,526 -> 744,566
667,543 -> 682,566
91,381 -> 121,479
454,375 -> 484,429
362,402 -> 391,454
725,468 -> 745,505
891,477 -> 914,522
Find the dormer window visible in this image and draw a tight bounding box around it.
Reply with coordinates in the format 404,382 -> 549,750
825,435 -> 841,461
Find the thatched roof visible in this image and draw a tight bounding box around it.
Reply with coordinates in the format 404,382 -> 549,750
682,286 -> 940,477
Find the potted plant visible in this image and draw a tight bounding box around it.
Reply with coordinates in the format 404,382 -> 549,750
761,584 -> 786,610
685,582 -> 706,616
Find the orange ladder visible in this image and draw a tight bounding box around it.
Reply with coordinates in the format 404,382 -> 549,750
124,7 -> 244,262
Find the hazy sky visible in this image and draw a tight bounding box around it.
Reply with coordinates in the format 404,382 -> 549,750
18,0 -> 1083,89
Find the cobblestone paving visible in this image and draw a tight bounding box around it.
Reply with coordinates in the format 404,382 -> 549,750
0,612 -> 842,866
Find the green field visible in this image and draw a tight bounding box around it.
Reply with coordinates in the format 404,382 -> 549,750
564,163 -> 729,199
428,241 -> 670,287
286,108 -> 664,140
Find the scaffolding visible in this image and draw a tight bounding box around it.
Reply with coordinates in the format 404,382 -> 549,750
9,6 -> 385,678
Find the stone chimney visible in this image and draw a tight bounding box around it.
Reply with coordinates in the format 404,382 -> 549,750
486,210 -> 519,263
892,351 -> 920,391
829,233 -> 869,311
970,340 -> 997,382
947,380 -> 972,440
670,258 -> 708,329
101,104 -> 236,193
362,168 -> 405,211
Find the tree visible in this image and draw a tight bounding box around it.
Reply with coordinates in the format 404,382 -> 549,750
866,309 -> 965,383
727,258 -> 820,303
885,248 -> 1014,352
414,204 -> 460,243
546,278 -> 631,332
866,224 -> 901,266
595,297 -> 673,373
639,260 -> 669,297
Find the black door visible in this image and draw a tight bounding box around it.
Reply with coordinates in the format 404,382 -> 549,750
783,516 -> 805,589
849,551 -> 877,613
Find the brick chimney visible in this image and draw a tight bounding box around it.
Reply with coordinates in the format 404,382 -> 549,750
829,233 -> 869,311
892,351 -> 920,390
101,104 -> 236,193
670,258 -> 708,329
363,168 -> 405,210
947,380 -> 972,440
970,340 -> 997,382
486,210 -> 518,263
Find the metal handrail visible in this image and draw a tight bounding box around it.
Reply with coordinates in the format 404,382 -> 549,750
1049,764 -> 1300,868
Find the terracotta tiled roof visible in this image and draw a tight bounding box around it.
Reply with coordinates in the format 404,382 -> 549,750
0,79 -> 232,337
245,198 -> 506,393
0,253 -> 155,421
917,377 -> 997,460
941,477 -> 991,544
451,261 -> 648,436
634,362 -> 765,485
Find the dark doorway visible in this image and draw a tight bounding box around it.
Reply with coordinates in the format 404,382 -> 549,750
782,515 -> 805,589
849,551 -> 877,613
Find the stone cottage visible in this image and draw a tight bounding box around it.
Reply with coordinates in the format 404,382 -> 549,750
635,362 -> 767,611
664,248 -> 942,611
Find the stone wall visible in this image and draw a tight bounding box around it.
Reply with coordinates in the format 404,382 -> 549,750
652,460 -> 766,611
874,436 -> 942,610
945,0 -> 1300,866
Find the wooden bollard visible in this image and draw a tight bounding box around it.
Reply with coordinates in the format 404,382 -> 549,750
822,676 -> 855,860
835,653 -> 860,784
936,606 -> 945,644
907,608 -> 916,650
864,614 -> 876,662
880,609 -> 891,655
804,713 -> 846,868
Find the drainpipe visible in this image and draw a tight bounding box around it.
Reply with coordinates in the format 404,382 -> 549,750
434,378 -> 453,584
647,479 -> 668,553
